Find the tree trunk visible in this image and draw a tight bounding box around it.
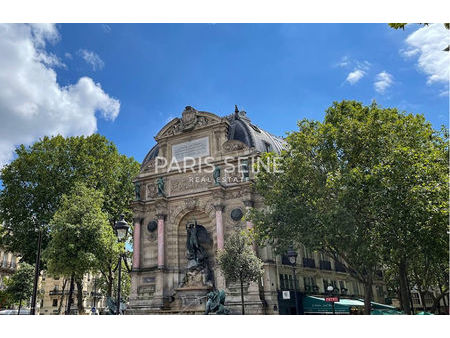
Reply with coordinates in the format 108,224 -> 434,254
57,279 -> 67,315
418,291 -> 426,311
66,274 -> 75,315
240,279 -> 245,315
440,285 -> 448,308
363,278 -> 373,315
17,298 -> 22,315
107,267 -> 113,298
430,288 -> 449,314
76,279 -> 84,315
398,259 -> 411,314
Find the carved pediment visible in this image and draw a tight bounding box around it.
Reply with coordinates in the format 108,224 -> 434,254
221,139 -> 249,152
155,106 -> 222,139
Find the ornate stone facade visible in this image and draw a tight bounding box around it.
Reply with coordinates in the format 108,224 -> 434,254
128,106 -> 386,315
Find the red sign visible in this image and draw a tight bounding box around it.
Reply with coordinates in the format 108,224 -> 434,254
325,297 -> 339,303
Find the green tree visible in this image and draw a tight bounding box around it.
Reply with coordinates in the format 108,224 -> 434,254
371,115 -> 448,314
250,100 -> 448,314
217,230 -> 264,315
250,101 -> 384,314
0,288 -> 13,309
97,254 -> 131,304
0,134 -> 140,297
43,183 -> 118,314
4,262 -> 34,313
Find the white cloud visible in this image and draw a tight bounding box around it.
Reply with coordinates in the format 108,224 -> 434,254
0,24 -> 120,166
78,49 -> 105,71
402,23 -> 450,85
374,71 -> 394,94
338,56 -> 350,67
64,52 -> 72,59
339,57 -> 371,85
346,69 -> 366,85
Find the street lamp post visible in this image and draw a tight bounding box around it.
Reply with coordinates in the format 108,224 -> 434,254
327,285 -> 336,315
92,277 -> 97,314
287,248 -> 299,315
30,226 -> 43,315
114,215 -> 130,315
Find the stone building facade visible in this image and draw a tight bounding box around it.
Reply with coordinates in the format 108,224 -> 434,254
128,106 -> 386,314
0,248 -> 19,291
38,272 -> 105,315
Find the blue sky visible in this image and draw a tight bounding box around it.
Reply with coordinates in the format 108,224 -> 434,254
0,23 -> 448,165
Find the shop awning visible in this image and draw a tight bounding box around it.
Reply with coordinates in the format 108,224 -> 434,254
365,300 -> 397,310
303,296 -> 364,314
371,309 -> 404,315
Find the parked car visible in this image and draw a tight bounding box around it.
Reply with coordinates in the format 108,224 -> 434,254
0,308 -> 30,315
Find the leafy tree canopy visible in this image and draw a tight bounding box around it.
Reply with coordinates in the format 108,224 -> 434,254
43,183 -> 118,280
0,134 -> 140,264
4,262 -> 34,305
218,230 -> 264,284
249,100 -> 448,313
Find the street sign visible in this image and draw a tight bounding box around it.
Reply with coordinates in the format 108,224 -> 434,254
325,296 -> 339,303
282,291 -> 291,299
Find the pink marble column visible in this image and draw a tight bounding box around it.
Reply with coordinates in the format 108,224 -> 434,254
215,205 -> 224,250
157,215 -> 165,268
132,218 -> 141,269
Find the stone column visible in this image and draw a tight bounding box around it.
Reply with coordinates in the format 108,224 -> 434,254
132,218 -> 142,270
157,214 -> 165,268
215,204 -> 224,251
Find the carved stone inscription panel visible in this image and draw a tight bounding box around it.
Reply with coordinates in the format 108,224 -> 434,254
172,137 -> 209,161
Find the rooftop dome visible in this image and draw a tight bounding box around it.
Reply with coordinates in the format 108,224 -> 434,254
141,106 -> 286,167
225,106 -> 286,154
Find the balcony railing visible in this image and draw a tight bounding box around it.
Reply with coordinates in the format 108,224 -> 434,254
319,260 -> 332,270
304,285 -> 320,294
303,258 -> 315,268
49,289 -> 88,296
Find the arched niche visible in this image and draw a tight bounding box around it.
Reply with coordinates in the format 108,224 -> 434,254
177,210 -> 216,281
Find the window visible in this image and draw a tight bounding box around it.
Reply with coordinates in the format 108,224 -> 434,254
352,281 -> 360,295
411,293 -> 420,305
2,254 -> 7,267
10,255 -> 16,268
249,123 -> 261,133
323,278 -> 330,292
376,285 -> 384,298
279,274 -> 286,290
288,275 -> 293,290
339,280 -> 346,292
52,299 -> 58,307
304,276 -> 315,292
302,245 -> 313,259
